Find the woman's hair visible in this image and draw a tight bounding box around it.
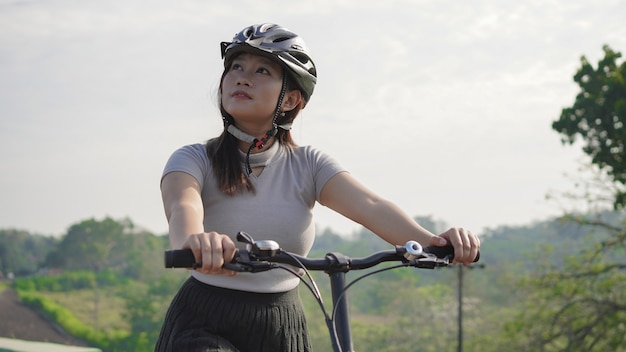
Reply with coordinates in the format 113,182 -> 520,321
206,57 -> 305,195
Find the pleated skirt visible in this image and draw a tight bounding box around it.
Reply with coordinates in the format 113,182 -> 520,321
154,277 -> 312,352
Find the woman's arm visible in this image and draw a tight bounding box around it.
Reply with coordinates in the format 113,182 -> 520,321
319,171 -> 479,265
161,171 -> 204,249
161,171 -> 236,274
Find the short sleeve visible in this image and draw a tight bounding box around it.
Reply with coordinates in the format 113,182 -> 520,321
161,144 -> 210,187
305,146 -> 347,201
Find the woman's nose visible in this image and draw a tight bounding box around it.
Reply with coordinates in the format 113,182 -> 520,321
236,72 -> 253,87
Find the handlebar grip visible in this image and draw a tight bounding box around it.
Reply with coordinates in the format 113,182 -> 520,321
424,246 -> 480,262
164,249 -> 197,268
164,249 -> 244,270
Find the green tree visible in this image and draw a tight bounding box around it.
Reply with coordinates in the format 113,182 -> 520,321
497,215 -> 626,351
45,217 -> 127,272
42,217 -> 170,334
0,229 -> 58,276
116,276 -> 185,351
552,45 -> 626,208
44,216 -> 168,280
550,44 -> 626,348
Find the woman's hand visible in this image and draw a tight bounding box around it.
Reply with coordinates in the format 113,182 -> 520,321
429,227 -> 480,265
182,232 -> 238,275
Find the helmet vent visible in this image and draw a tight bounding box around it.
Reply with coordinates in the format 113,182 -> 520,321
259,23 -> 276,32
292,52 -> 309,64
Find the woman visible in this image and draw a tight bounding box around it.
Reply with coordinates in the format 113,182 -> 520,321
155,23 -> 480,352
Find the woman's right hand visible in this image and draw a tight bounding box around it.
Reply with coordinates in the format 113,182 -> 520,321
181,232 -> 238,276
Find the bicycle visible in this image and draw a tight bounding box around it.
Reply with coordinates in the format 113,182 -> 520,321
164,231 -> 480,352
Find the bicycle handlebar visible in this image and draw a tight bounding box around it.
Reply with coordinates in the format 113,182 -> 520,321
163,232 -> 479,352
164,232 -> 479,272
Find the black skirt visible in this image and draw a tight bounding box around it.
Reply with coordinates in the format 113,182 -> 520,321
155,277 -> 312,352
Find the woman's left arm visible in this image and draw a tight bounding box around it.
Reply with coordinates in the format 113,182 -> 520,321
319,171 -> 479,265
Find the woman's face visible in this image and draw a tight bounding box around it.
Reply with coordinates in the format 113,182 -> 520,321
221,53 -> 284,125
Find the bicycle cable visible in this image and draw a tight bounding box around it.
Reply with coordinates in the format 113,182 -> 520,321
281,250 -> 324,302
270,252 -> 349,352
273,264 -> 331,319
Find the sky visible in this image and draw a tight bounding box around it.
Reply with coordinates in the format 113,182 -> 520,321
1,0 -> 625,237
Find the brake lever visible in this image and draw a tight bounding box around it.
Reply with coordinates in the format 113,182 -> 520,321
222,261 -> 276,273
223,248 -> 277,273
411,253 -> 451,269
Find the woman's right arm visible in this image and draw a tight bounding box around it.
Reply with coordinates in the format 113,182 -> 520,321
161,171 -> 204,249
161,171 -> 237,275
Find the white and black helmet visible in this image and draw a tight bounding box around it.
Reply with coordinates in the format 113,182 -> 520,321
221,23 -> 317,103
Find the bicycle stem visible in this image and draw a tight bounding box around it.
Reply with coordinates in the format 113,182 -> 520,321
330,272 -> 354,352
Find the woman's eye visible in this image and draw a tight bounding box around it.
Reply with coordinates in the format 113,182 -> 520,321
257,67 -> 270,75
231,63 -> 242,71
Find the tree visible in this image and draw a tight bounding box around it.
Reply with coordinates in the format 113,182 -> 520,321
552,45 -> 626,208
0,229 -> 58,276
491,45 -> 626,351
497,214 -> 626,352
45,217 -> 128,272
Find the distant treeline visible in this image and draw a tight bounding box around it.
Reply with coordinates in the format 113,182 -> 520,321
2,211 -> 625,351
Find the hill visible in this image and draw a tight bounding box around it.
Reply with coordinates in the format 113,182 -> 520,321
0,286 -> 90,347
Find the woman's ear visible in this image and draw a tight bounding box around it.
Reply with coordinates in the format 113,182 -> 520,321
281,90 -> 303,112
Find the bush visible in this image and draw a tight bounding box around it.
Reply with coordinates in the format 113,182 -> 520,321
16,289 -> 129,351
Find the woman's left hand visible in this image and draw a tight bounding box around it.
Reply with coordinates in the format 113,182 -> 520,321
429,227 -> 480,265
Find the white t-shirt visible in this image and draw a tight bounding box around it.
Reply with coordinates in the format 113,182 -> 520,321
162,141 -> 346,292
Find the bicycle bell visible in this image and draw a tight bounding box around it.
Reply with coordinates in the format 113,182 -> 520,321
403,240 -> 423,260
250,240 -> 280,257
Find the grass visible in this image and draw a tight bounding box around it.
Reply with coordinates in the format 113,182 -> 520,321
40,287 -> 130,333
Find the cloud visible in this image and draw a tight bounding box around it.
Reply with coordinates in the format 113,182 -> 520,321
1,0 -> 626,236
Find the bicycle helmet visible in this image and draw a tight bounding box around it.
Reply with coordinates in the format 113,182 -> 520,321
220,23 -> 317,103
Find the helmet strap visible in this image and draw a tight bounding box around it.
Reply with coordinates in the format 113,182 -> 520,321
224,75 -> 289,175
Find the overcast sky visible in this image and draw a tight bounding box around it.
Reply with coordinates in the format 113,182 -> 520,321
1,0 -> 625,237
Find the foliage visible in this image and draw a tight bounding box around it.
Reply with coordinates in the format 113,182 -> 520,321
44,217 -> 167,279
119,276 -> 186,349
16,289 -> 128,351
552,45 -> 626,208
14,266 -> 185,352
535,44 -> 626,351
493,213 -> 626,351
0,229 -> 58,276
12,270 -> 129,292
5,217 -> 179,351
353,283 -> 457,352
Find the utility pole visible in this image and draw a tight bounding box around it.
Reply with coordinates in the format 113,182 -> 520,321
457,263 -> 485,352
457,265 -> 464,352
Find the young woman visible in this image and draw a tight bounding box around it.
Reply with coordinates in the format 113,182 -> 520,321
155,23 -> 480,352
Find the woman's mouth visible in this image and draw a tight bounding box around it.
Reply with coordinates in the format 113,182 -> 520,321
232,90 -> 252,99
